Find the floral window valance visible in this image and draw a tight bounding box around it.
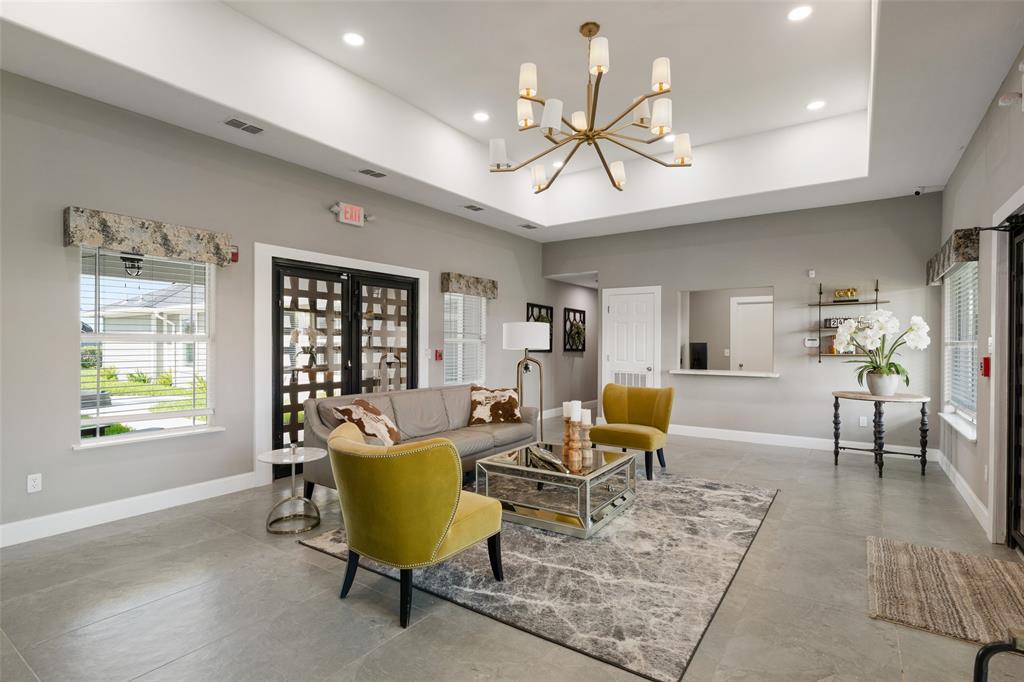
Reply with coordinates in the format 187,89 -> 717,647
926,227 -> 978,285
441,272 -> 497,299
64,206 -> 233,267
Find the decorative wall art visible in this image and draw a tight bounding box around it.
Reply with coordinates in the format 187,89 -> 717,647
563,308 -> 586,352
526,303 -> 554,353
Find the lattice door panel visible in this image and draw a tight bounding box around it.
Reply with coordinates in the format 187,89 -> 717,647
359,284 -> 410,393
275,271 -> 348,448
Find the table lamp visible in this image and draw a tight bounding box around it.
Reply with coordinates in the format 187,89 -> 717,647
503,321 -> 550,439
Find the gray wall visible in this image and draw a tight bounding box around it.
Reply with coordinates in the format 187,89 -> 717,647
543,195 -> 944,448
686,287 -> 773,371
939,44 -> 1024,501
0,73 -> 596,524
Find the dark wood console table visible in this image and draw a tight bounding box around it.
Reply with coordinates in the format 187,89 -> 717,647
832,391 -> 931,478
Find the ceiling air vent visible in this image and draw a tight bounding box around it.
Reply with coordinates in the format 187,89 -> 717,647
519,224 -> 539,230
358,168 -> 387,179
463,205 -> 484,212
224,117 -> 263,134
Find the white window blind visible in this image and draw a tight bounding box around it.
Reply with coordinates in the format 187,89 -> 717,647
443,292 -> 486,385
943,261 -> 978,420
79,248 -> 213,440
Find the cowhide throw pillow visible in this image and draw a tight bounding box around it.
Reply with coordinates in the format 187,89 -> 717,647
332,399 -> 400,446
469,385 -> 522,425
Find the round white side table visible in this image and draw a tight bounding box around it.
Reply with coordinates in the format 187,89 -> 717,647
256,446 -> 328,534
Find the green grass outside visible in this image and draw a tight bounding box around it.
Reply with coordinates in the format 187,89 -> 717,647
81,368 -> 207,413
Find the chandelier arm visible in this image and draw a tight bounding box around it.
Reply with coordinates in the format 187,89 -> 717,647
600,135 -> 685,168
588,71 -> 604,133
606,121 -> 640,136
598,88 -> 670,133
535,140 -> 585,194
591,139 -> 623,191
488,134 -> 582,173
606,131 -> 668,145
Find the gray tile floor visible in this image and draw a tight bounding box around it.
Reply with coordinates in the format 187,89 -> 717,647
3,429 -> 1024,681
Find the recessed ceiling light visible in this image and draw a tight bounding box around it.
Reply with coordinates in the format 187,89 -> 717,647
552,161 -> 564,168
473,111 -> 490,123
788,6 -> 813,22
342,32 -> 365,47
663,134 -> 676,144
806,100 -> 826,111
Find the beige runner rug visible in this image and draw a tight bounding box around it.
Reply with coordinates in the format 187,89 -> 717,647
866,536 -> 1024,643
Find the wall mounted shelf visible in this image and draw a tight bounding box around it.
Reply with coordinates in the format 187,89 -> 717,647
812,280 -> 883,363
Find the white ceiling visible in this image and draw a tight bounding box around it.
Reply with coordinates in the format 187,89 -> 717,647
228,1 -> 871,173
1,1 -> 1023,242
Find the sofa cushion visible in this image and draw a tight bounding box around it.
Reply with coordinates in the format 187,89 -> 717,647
467,422 -> 535,447
332,399 -> 400,446
469,386 -> 522,425
408,428 -> 494,457
317,394 -> 395,431
441,386 -> 472,430
391,390 -> 450,439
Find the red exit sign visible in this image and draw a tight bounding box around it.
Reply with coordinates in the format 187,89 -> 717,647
331,202 -> 365,227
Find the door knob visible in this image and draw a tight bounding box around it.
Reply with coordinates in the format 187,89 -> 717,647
646,366 -> 652,371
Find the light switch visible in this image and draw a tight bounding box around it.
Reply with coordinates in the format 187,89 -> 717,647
723,349 -> 730,357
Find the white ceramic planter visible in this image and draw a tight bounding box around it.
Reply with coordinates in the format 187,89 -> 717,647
866,372 -> 899,397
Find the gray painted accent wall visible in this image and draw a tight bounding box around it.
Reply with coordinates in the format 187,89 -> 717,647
0,73 -> 596,524
940,44 -> 1024,504
543,195 -> 944,450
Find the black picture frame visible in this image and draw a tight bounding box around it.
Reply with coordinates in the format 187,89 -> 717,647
563,307 -> 586,352
526,303 -> 553,353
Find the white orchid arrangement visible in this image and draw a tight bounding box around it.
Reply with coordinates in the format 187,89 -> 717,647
289,326 -> 319,366
833,310 -> 930,387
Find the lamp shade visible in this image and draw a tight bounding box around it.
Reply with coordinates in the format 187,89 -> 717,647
651,57 -> 671,92
531,165 -> 547,191
610,160 -> 626,188
540,98 -> 564,134
651,98 -> 672,136
503,321 -> 550,351
518,62 -> 537,97
517,99 -> 535,129
673,133 -> 692,164
589,36 -> 610,75
571,110 -> 588,131
489,138 -> 508,167
632,99 -> 650,125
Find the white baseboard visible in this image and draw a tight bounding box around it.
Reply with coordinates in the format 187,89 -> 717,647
932,449 -> 992,538
667,423 -> 942,458
0,471 -> 256,548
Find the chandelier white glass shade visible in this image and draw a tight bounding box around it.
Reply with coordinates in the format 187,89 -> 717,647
488,21 -> 692,193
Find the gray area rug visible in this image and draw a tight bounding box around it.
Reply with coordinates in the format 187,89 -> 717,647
301,476 -> 776,681
867,536 -> 1024,644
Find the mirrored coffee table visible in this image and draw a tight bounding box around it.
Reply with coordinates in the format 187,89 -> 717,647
475,442 -> 636,538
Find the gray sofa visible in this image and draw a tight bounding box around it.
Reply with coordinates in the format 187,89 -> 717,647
302,384 -> 538,493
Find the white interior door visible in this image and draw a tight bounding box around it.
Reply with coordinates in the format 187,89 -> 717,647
729,296 -> 773,372
602,287 -> 661,391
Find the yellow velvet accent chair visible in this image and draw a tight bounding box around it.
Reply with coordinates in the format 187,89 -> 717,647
589,384 -> 675,481
326,422 -> 504,627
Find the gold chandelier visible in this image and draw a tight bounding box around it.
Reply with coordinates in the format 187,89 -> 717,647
488,21 -> 692,193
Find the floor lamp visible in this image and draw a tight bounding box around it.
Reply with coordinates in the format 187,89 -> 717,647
503,321 -> 550,440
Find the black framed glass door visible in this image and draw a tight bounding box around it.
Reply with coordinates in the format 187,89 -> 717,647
271,259 -> 418,461
1008,219 -> 1024,549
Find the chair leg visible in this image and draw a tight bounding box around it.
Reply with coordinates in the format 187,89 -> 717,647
339,550 -> 359,599
399,569 -> 413,628
657,448 -> 666,468
644,451 -> 653,481
303,479 -> 315,499
487,533 -> 504,582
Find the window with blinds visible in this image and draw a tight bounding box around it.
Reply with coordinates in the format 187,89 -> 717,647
443,292 -> 486,385
79,248 -> 213,441
943,261 -> 978,420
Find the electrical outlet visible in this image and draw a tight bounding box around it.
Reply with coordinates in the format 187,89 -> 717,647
723,349 -> 730,357
859,416 -> 868,428
808,269 -> 816,278
26,473 -> 42,494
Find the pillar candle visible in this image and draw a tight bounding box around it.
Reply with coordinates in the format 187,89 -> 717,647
570,400 -> 582,422
562,402 -> 571,418
582,408 -> 591,426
